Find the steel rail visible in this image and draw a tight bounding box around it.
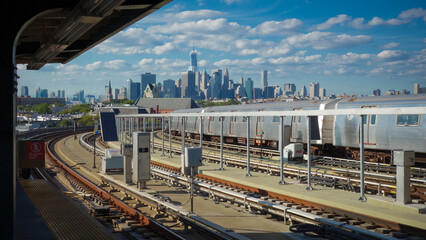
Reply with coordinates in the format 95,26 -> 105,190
47,135 -> 185,240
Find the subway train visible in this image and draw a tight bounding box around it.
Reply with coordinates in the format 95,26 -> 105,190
168,95 -> 426,165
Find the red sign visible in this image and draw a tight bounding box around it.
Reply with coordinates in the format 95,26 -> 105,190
27,142 -> 45,160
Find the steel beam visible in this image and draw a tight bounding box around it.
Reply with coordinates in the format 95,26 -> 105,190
246,117 -> 252,177
359,115 -> 367,201
306,116 -> 313,191
279,116 -> 285,184
219,117 -> 224,170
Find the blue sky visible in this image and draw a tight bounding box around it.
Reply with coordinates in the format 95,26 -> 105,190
18,0 -> 426,97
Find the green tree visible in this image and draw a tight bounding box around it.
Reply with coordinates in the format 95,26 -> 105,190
58,119 -> 72,127
77,115 -> 99,126
32,103 -> 52,114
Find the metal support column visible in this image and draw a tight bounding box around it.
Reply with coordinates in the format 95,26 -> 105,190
246,117 -> 252,176
124,118 -> 127,143
359,115 -> 367,201
219,117 -> 225,170
161,117 -> 165,156
306,116 -> 313,190
199,117 -> 203,147
169,117 -> 173,158
182,117 -> 186,156
279,116 -> 285,184
136,117 -> 139,131
143,118 -> 146,132
151,117 -> 155,153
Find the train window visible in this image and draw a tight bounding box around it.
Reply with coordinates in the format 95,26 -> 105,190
272,116 -> 280,122
242,116 -> 247,122
370,115 -> 376,125
297,116 -> 301,123
362,116 -> 367,125
230,116 -> 236,122
292,116 -> 296,123
396,114 -> 419,126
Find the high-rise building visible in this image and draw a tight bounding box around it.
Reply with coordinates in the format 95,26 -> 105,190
181,71 -> 196,98
245,78 -> 253,100
61,90 -> 65,99
264,86 -> 275,99
21,86 -> 29,97
261,70 -> 268,91
284,83 -> 296,96
57,90 -> 61,98
114,88 -> 120,100
118,86 -> 127,100
189,49 -> 197,72
127,79 -> 141,101
309,82 -> 319,98
141,73 -> 156,98
35,86 -> 40,97
79,90 -> 85,103
49,91 -> 55,98
210,69 -> 222,99
163,79 -> 176,98
195,71 -> 201,92
413,83 -> 426,94
373,89 -> 381,96
319,88 -> 326,98
301,85 -> 307,98
106,80 -> 112,102
253,88 -> 262,99
175,79 -> 181,98
223,68 -> 230,90
239,76 -> 244,88
40,89 -> 48,98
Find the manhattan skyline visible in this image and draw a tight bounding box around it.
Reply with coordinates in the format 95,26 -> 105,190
17,0 -> 426,97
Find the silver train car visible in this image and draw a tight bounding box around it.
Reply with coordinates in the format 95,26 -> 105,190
169,95 -> 426,164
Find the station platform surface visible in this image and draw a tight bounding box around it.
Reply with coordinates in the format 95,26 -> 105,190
146,149 -> 426,231
17,178 -> 116,240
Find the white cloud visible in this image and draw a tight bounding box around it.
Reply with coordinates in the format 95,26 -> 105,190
377,50 -> 409,61
382,42 -> 400,49
367,17 -> 407,26
286,31 -> 371,50
398,8 -> 426,20
314,14 -> 351,30
250,19 -> 302,35
165,10 -> 224,20
222,0 -> 242,4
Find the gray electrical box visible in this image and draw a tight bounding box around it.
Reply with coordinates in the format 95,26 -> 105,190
184,147 -> 203,167
101,149 -> 124,174
392,150 -> 415,166
132,132 -> 150,185
121,143 -> 133,156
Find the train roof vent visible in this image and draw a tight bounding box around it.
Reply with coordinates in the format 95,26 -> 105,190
348,98 -> 357,102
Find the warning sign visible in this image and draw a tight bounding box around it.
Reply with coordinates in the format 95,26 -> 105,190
27,142 -> 45,160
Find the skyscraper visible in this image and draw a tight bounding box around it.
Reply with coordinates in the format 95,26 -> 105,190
35,86 -> 40,97
261,70 -> 268,98
210,69 -> 222,99
106,80 -> 112,102
319,88 -> 326,98
61,90 -> 65,99
223,68 -> 230,90
309,82 -> 319,98
414,83 -> 419,94
114,88 -> 120,100
239,76 -> 244,88
189,49 -> 197,72
261,70 -> 268,91
284,83 -> 296,96
21,86 -> 28,97
163,79 -> 176,98
127,79 -> 141,101
79,90 -> 85,103
40,89 -> 48,98
245,78 -> 253,100
57,90 -> 61,98
141,73 -> 156,98
181,71 -> 196,98
301,85 -> 307,98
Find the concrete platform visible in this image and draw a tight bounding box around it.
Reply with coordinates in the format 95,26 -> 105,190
151,151 -> 426,230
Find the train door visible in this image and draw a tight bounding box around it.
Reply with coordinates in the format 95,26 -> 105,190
208,116 -> 214,133
361,106 -> 377,145
229,110 -> 237,135
256,109 -> 264,136
291,109 -> 302,141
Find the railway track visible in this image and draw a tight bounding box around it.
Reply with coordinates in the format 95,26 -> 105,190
84,132 -> 426,239
49,132 -> 255,240
148,132 -> 426,202
169,133 -> 426,179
